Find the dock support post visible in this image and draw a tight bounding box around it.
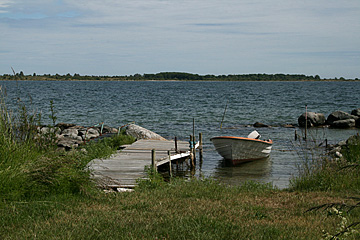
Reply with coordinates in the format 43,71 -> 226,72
304,104 -> 308,141
168,150 -> 172,178
175,136 -> 178,153
192,118 -> 196,163
199,132 -> 203,165
151,149 -> 157,173
190,135 -> 195,169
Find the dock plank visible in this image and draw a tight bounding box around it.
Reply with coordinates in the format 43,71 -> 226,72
88,139 -> 191,188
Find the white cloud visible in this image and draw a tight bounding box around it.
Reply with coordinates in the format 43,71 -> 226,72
1,0 -> 359,78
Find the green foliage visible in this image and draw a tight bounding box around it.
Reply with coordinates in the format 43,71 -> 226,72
0,72 -> 340,81
81,132 -> 135,160
290,135 -> 360,194
0,88 -> 136,201
136,166 -> 165,190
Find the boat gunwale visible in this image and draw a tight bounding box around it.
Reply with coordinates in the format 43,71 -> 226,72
210,136 -> 273,145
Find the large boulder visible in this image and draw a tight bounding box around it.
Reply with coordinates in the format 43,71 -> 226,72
351,108 -> 360,117
253,122 -> 269,128
79,128 -> 100,140
298,112 -> 326,127
356,118 -> 360,128
57,137 -> 81,150
327,110 -> 358,127
331,119 -> 356,129
125,124 -> 166,140
56,122 -> 76,131
61,128 -> 80,140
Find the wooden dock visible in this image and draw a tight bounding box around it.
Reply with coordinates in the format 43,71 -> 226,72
89,139 -> 196,189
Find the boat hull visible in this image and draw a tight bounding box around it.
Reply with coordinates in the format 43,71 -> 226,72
211,136 -> 273,165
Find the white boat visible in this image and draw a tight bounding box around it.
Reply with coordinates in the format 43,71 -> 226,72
211,131 -> 273,165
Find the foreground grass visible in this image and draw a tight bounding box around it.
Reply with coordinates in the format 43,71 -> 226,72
2,180 -> 359,240
1,87 -> 359,239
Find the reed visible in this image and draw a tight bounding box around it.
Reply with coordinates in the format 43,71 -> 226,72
0,87 -> 135,201
289,132 -> 360,194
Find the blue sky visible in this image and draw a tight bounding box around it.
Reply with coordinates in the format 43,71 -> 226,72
0,0 -> 359,79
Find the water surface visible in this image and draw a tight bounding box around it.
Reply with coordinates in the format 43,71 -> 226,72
1,80 -> 359,188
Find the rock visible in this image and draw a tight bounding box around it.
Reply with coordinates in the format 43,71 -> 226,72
56,122 -> 76,131
351,108 -> 360,117
298,112 -> 326,127
125,124 -> 166,140
327,110 -> 358,125
97,125 -> 119,134
253,122 -> 269,128
346,135 -> 360,145
39,126 -> 61,135
331,119 -> 356,128
79,128 -> 100,140
57,138 -> 80,150
61,128 -> 79,139
356,118 -> 360,128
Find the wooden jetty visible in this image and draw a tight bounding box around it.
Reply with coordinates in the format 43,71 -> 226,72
89,139 -> 199,189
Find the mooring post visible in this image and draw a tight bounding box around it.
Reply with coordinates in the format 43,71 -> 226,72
151,149 -> 157,173
304,104 -> 308,141
295,130 -> 297,141
168,150 -> 172,178
175,136 -> 178,153
192,118 -> 196,162
189,135 -> 195,169
199,132 -> 203,165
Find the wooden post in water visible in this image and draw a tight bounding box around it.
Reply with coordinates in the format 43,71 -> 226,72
304,104 -> 308,141
220,100 -> 228,129
168,150 -> 172,178
175,136 -> 178,153
193,118 -> 196,162
199,132 -> 203,165
151,149 -> 157,173
189,135 -> 195,169
295,130 -> 298,141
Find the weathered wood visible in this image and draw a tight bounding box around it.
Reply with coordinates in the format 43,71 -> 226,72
88,139 -> 195,188
199,132 -> 203,164
151,149 -> 157,172
168,150 -> 172,178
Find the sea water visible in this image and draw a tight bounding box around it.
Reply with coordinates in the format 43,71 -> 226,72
1,80 -> 359,188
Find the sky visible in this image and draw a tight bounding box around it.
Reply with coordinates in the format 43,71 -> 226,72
0,0 -> 359,79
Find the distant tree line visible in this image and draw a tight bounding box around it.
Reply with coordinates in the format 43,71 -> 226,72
0,72 -> 356,81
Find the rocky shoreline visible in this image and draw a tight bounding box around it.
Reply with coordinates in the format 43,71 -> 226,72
38,108 -> 360,151
37,123 -> 167,151
297,108 -> 360,129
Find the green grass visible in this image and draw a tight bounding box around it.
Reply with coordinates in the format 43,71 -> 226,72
289,136 -> 360,194
1,87 -> 360,239
1,179 -> 359,239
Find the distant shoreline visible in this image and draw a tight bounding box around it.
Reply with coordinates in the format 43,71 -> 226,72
1,72 -> 358,82
0,79 -> 358,82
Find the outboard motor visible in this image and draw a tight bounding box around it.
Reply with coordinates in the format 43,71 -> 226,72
247,130 -> 261,139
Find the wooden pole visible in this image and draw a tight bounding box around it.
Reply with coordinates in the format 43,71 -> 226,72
151,149 -> 157,173
175,136 -> 178,153
193,118 -> 196,162
168,150 -> 172,178
295,130 -> 297,141
220,100 -> 228,129
304,104 -> 308,140
190,135 -> 195,169
199,132 -> 203,165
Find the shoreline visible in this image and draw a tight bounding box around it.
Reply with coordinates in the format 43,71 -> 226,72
1,79 -> 359,82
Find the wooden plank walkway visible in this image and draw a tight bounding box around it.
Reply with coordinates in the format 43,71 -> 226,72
88,139 -> 192,189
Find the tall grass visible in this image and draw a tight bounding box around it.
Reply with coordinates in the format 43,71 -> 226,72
0,87 -> 135,201
289,134 -> 360,194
